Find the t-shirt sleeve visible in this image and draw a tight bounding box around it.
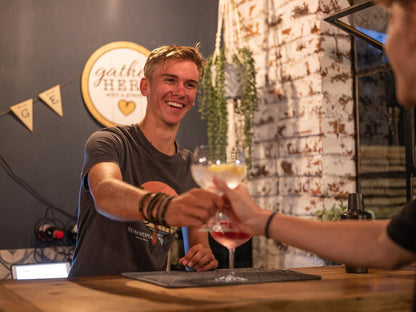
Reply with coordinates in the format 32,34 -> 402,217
387,200 -> 416,253
81,129 -> 122,191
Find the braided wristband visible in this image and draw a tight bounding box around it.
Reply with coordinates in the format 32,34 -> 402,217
138,192 -> 153,221
159,196 -> 174,227
146,193 -> 165,223
265,212 -> 276,239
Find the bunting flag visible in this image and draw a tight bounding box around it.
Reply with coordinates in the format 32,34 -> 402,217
0,75 -> 79,132
38,84 -> 63,117
10,99 -> 34,132
1,41 -> 152,131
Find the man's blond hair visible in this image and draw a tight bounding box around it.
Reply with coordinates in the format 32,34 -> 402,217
143,44 -> 205,81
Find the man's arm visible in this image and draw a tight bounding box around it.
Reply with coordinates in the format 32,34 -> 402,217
88,162 -> 147,221
88,162 -> 222,227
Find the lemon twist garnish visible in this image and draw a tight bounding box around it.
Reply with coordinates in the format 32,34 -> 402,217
207,164 -> 245,175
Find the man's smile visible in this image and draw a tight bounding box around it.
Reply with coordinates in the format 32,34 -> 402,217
166,101 -> 184,109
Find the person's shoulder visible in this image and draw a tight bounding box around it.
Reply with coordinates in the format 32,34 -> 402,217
89,124 -> 137,139
406,199 -> 416,206
401,199 -> 416,215
100,124 -> 135,134
389,199 -> 416,225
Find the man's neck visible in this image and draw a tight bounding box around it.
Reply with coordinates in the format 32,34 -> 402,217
138,118 -> 178,156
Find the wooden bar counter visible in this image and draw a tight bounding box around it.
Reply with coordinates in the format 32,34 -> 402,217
0,266 -> 414,311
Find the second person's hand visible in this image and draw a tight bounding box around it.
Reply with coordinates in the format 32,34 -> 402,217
214,176 -> 271,237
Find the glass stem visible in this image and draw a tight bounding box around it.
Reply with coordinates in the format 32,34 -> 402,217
228,248 -> 235,276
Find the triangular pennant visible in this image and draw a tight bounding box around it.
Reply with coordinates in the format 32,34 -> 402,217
10,99 -> 34,132
38,84 -> 63,117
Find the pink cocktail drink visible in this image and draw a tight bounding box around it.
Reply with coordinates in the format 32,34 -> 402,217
209,220 -> 251,249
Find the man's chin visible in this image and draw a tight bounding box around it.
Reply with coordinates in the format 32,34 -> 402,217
165,119 -> 182,128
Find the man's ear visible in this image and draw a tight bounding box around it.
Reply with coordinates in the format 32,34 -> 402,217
140,78 -> 149,96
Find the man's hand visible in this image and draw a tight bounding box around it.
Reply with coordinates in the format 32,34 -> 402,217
164,188 -> 223,227
179,243 -> 218,271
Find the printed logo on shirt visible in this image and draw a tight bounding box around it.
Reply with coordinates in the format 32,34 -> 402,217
127,226 -> 153,242
127,225 -> 169,245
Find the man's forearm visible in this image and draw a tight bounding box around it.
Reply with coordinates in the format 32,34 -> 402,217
92,178 -> 146,221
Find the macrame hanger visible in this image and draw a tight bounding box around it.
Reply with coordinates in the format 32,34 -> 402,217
212,0 -> 242,64
232,0 -> 242,54
212,0 -> 224,64
225,0 -> 233,61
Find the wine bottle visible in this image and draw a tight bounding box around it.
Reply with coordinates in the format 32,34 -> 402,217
341,193 -> 372,273
36,224 -> 64,242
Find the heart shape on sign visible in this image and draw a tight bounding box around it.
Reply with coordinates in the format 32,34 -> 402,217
118,100 -> 136,116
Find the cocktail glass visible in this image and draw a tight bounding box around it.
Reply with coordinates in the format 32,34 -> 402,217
191,145 -> 251,282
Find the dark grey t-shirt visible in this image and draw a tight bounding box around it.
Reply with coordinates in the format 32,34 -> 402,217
69,124 -> 197,277
387,199 -> 416,312
387,199 -> 416,254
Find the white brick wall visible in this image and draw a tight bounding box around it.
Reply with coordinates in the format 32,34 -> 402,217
231,0 -> 355,268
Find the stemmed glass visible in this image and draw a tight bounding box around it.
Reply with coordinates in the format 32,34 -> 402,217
191,145 -> 251,282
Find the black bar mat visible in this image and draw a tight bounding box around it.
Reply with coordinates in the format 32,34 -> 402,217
121,268 -> 321,288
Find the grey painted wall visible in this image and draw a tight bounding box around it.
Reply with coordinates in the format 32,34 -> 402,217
0,0 -> 218,249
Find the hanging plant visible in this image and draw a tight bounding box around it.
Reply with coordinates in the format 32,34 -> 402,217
198,0 -> 258,175
199,49 -> 228,162
233,47 -> 258,173
199,47 -> 258,174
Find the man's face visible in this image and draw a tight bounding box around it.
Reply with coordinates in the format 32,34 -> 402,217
140,59 -> 199,126
385,2 -> 416,107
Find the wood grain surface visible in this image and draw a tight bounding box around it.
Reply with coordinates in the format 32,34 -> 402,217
0,266 -> 414,312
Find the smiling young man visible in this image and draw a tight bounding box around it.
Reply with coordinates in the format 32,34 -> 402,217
69,45 -> 223,277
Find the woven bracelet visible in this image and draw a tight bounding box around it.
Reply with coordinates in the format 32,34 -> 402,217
146,193 -> 165,223
138,192 -> 153,221
156,195 -> 170,226
265,212 -> 277,239
159,196 -> 174,227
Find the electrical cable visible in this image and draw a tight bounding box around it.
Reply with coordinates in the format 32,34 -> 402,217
0,155 -> 76,220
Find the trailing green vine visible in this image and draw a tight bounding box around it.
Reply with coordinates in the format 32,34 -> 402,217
199,49 -> 228,162
215,49 -> 228,161
199,47 -> 258,174
234,47 -> 258,173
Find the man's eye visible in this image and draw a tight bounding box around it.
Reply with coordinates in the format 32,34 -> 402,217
186,83 -> 197,89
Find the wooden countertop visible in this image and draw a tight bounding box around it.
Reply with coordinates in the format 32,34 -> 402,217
0,266 -> 414,311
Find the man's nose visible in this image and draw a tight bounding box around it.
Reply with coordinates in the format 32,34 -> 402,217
172,83 -> 185,96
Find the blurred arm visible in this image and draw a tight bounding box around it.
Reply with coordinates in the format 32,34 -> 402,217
266,214 -> 415,269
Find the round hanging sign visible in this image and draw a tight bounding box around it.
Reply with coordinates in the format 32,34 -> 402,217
81,41 -> 150,127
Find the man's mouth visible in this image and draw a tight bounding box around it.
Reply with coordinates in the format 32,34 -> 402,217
167,101 -> 184,109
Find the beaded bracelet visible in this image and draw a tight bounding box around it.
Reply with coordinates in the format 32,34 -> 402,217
265,212 -> 277,239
